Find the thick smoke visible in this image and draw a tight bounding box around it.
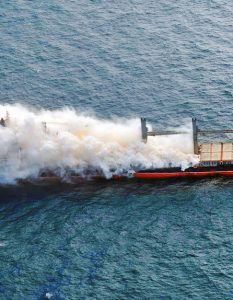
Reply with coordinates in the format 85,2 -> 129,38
0,104 -> 198,183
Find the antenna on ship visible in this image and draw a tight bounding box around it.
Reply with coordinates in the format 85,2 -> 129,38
192,118 -> 199,154
141,118 -> 148,143
0,111 -> 9,127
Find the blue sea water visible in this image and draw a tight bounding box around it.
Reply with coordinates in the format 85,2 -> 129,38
1,0 -> 233,299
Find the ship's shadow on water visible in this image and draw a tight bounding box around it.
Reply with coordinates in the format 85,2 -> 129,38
0,177 -> 233,203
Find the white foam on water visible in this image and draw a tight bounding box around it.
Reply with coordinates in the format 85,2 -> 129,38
0,104 -> 198,183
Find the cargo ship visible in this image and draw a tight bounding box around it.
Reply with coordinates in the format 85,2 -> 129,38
2,113 -> 233,183
34,118 -> 233,183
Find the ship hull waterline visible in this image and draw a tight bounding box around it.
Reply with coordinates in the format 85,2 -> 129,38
14,170 -> 233,184
16,170 -> 233,185
133,170 -> 233,179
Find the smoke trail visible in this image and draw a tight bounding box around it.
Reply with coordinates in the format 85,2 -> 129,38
0,104 -> 198,184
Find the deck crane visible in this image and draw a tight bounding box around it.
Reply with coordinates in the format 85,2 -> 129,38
141,117 -> 233,155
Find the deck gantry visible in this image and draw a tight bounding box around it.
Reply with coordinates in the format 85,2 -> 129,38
141,117 -> 233,156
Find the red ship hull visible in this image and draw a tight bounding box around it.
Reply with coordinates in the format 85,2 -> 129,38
23,166 -> 233,185
133,170 -> 233,179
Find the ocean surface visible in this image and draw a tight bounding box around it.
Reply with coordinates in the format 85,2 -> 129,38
1,0 -> 233,299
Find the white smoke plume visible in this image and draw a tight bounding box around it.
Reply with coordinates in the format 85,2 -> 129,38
0,104 -> 198,184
